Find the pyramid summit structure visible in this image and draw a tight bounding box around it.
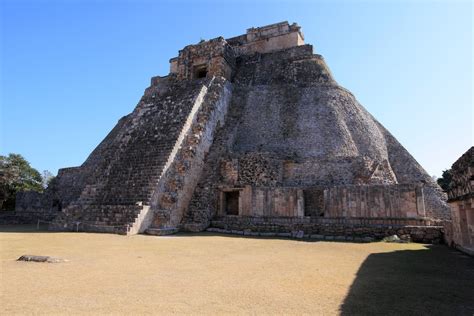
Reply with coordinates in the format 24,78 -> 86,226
17,22 -> 449,241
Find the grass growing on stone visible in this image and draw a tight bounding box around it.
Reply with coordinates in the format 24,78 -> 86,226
1,225 -> 473,315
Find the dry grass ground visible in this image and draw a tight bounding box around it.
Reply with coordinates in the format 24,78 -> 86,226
0,225 -> 473,315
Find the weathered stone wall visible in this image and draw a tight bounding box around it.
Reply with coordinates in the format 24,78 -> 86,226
447,147 -> 473,201
444,147 -> 474,255
446,200 -> 474,253
209,216 -> 444,244
212,184 -> 424,220
169,21 -> 304,79
172,38 -> 235,81
12,191 -> 57,223
52,167 -> 86,207
226,21 -> 304,55
323,184 -> 425,218
11,166 -> 86,224
282,157 -> 397,186
216,186 -> 304,218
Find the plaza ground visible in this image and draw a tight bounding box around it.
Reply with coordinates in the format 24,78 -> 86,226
1,225 -> 473,315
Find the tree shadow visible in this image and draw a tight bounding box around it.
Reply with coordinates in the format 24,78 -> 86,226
340,245 -> 474,316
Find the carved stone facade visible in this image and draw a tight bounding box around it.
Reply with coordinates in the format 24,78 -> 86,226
170,37 -> 235,81
16,21 -> 449,241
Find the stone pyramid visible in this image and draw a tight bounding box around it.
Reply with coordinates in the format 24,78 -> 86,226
27,21 -> 448,238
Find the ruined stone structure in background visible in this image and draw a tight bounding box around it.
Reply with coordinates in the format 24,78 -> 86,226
444,147 -> 473,255
15,22 -> 449,241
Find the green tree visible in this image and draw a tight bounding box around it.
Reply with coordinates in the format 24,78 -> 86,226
437,169 -> 453,192
0,154 -> 43,210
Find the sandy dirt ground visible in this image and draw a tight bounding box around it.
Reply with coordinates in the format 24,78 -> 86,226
0,225 -> 473,315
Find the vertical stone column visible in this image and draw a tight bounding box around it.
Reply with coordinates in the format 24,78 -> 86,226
416,185 -> 426,217
297,189 -> 305,217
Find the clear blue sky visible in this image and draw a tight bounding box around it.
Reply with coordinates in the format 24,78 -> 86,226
1,0 -> 472,178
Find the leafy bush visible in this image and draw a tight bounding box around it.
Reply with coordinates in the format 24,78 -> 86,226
0,154 -> 44,210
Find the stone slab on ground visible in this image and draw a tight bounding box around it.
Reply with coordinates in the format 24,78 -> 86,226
17,255 -> 67,263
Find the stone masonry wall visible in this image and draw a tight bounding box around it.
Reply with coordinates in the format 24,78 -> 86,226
444,147 -> 474,255
446,199 -> 474,253
212,184 -> 424,219
448,147 -> 473,201
323,184 -> 425,218
216,186 -> 304,218
12,191 -> 57,223
227,21 -> 304,55
173,38 -> 235,81
209,216 -> 444,244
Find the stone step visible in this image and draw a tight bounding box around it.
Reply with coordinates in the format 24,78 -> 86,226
145,227 -> 179,236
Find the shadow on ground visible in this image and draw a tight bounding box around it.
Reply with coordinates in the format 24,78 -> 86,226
339,245 -> 474,316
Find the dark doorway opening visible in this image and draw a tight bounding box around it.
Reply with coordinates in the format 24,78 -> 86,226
224,191 -> 239,215
194,65 -> 208,79
303,189 -> 325,217
52,199 -> 62,212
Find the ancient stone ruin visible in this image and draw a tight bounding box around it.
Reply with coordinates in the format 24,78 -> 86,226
444,147 -> 473,254
18,22 -> 449,241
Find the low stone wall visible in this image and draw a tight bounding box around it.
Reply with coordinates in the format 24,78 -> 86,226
0,211 -> 29,224
11,191 -> 57,224
49,204 -> 144,235
210,216 -> 444,244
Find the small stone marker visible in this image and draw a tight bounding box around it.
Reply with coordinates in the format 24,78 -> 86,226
17,255 -> 67,263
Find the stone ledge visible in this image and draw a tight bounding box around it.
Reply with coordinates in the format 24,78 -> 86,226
206,227 -> 376,242
207,218 -> 444,244
145,227 -> 179,236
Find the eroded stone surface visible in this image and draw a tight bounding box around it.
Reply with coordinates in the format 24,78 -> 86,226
444,147 -> 474,255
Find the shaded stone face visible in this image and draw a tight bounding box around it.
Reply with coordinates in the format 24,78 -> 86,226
14,21 -> 449,236
444,147 -> 474,254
